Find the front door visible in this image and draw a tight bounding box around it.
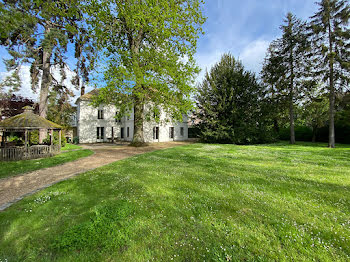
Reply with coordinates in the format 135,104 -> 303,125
97,127 -> 105,142
169,127 -> 174,140
121,127 -> 124,139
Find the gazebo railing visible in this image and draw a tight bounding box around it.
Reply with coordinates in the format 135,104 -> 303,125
0,145 -> 60,161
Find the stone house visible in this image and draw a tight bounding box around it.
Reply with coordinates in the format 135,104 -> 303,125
76,89 -> 189,143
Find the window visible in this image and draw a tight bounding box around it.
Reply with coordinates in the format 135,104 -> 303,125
169,127 -> 174,139
180,127 -> 184,136
127,127 -> 130,137
97,127 -> 105,139
153,127 -> 159,140
115,112 -> 121,123
121,127 -> 124,139
98,109 -> 104,119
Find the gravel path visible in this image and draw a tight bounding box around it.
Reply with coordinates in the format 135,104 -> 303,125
0,142 -> 189,211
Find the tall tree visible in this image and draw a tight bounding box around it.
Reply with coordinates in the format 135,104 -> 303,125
303,95 -> 329,142
261,39 -> 288,134
0,0 -> 93,141
261,14 -> 309,144
309,0 -> 350,148
89,0 -> 205,144
196,53 -> 274,144
46,89 -> 75,128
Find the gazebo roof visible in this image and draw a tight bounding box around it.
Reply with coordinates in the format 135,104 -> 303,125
0,106 -> 62,131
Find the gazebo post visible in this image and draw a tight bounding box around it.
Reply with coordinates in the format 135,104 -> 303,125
50,129 -> 53,145
24,129 -> 28,148
3,131 -> 6,148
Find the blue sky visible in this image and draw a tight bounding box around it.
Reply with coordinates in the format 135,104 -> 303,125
195,0 -> 318,79
0,0 -> 319,100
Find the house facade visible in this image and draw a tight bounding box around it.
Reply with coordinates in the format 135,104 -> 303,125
76,90 -> 188,143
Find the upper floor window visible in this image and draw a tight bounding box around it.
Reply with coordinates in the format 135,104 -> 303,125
115,112 -> 121,123
98,109 -> 104,119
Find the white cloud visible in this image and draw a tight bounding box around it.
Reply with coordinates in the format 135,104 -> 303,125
195,38 -> 272,85
239,39 -> 270,74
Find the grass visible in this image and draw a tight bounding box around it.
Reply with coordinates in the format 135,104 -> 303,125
0,148 -> 93,179
0,142 -> 350,261
61,143 -> 82,151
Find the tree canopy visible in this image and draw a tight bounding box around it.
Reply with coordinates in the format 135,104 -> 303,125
0,0 -> 94,141
89,0 -> 206,143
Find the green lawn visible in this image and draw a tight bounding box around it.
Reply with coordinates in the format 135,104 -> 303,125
0,147 -> 93,179
61,143 -> 82,151
0,142 -> 350,261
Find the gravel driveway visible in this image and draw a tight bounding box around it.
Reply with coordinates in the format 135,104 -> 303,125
0,142 -> 189,211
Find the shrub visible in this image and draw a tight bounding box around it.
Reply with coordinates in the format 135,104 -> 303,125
73,136 -> 79,144
278,126 -> 313,142
29,130 -> 39,145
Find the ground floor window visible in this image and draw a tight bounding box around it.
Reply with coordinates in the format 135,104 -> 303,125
180,127 -> 184,136
97,127 -> 105,139
153,126 -> 159,140
127,127 -> 130,137
169,127 -> 174,139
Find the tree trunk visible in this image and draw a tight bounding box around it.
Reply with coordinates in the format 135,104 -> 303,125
132,96 -> 145,144
328,22 -> 335,148
289,93 -> 295,144
312,126 -> 317,143
130,30 -> 145,145
289,48 -> 295,144
39,26 -> 52,143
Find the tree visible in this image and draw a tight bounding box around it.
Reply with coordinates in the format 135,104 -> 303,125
303,95 -> 329,142
262,13 -> 309,144
89,0 -> 205,144
0,0 -> 93,141
195,53 -> 274,144
261,39 -> 289,134
309,0 -> 350,148
46,89 -> 75,128
0,94 -> 38,119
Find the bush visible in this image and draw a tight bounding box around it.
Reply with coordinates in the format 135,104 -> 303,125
73,136 -> 79,144
278,126 -> 313,142
30,130 -> 66,146
29,130 -> 39,145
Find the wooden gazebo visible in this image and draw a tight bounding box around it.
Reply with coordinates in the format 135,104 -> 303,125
0,106 -> 63,161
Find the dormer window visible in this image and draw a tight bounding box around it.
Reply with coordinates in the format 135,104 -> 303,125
98,109 -> 104,119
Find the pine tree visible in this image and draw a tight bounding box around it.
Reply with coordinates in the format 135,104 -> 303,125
309,0 -> 350,148
196,53 -> 273,144
0,0 -> 94,141
262,13 -> 310,144
261,39 -> 288,134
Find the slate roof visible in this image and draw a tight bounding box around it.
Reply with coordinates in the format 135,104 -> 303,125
76,89 -> 100,103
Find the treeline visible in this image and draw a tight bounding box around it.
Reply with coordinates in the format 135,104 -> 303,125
195,0 -> 350,147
